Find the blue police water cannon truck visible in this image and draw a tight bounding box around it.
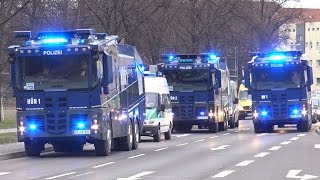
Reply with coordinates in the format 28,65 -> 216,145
8,29 -> 146,156
157,53 -> 231,133
244,51 -> 313,133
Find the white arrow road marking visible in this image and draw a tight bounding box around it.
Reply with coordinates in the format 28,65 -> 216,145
280,141 -> 291,145
176,143 -> 189,147
212,170 -> 235,178
92,162 -> 115,169
175,134 -> 191,138
269,146 -> 282,151
314,144 -> 320,149
254,152 -> 270,158
69,172 -> 93,178
128,154 -> 145,159
257,133 -> 268,136
195,139 -> 205,142
210,145 -> 230,151
46,172 -> 76,180
155,147 -> 168,151
117,171 -> 155,180
298,134 -> 306,137
236,160 -> 255,167
0,172 -> 11,176
290,137 -> 300,141
286,170 -> 318,180
210,136 -> 219,139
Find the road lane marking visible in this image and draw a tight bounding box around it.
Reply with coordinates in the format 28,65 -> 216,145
286,170 -> 318,179
223,133 -> 230,136
46,172 -> 76,180
268,146 -> 282,151
314,144 -> 320,149
235,130 -> 239,133
118,171 -> 156,180
0,172 -> 11,176
210,136 -> 219,139
212,170 -> 235,178
155,147 -> 168,151
175,134 -> 191,138
235,160 -> 255,167
69,172 -> 93,178
195,139 -> 205,142
297,134 -> 306,137
211,145 -> 230,151
290,137 -> 300,141
242,128 -> 250,130
257,133 -> 268,136
128,154 -> 145,159
254,152 -> 270,158
280,141 -> 291,145
92,162 -> 115,169
176,143 -> 189,147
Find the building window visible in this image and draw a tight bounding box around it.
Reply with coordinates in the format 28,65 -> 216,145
317,42 -> 320,50
308,28 -> 310,31
293,29 -> 296,32
288,29 -> 291,32
317,78 -> 320,85
317,60 -> 320,67
306,42 -> 308,48
298,35 -> 303,41
310,42 -> 313,49
310,60 -> 313,65
317,28 -> 320,31
313,28 -> 315,31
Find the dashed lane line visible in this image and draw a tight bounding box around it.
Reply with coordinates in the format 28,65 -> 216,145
210,136 -> 219,139
0,172 -> 11,176
195,139 -> 205,143
235,160 -> 255,167
154,147 -> 168,151
314,144 -> 320,149
280,141 -> 291,145
257,133 -> 268,137
297,134 -> 306,137
223,133 -> 231,136
254,152 -> 270,158
212,170 -> 235,178
268,146 -> 282,151
46,172 -> 76,180
176,143 -> 189,147
289,137 -> 300,141
92,162 -> 115,169
235,130 -> 239,133
128,154 -> 146,159
69,172 -> 94,178
174,134 -> 191,138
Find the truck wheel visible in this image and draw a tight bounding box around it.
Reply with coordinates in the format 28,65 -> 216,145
198,125 -> 203,129
312,118 -> 317,124
266,125 -> 274,133
132,121 -> 140,150
218,122 -> 225,131
297,121 -> 310,132
95,122 -> 112,156
120,121 -> 133,151
164,123 -> 172,140
229,117 -> 236,129
53,143 -> 64,152
24,141 -> 42,157
153,125 -> 161,142
208,122 -> 218,133
254,123 -> 264,133
235,120 -> 239,127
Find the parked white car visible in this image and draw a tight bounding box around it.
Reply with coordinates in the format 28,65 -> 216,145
142,74 -> 173,142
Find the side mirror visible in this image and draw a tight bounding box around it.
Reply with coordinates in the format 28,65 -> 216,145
160,104 -> 165,111
233,98 -> 239,104
8,57 -> 15,64
307,66 -> 313,88
244,69 -> 251,89
102,54 -> 113,84
214,69 -> 221,89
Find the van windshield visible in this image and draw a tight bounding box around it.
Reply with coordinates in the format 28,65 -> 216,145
146,93 -> 158,109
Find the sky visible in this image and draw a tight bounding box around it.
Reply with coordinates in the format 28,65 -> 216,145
284,0 -> 320,9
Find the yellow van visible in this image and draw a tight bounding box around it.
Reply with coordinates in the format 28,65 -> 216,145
235,83 -> 252,121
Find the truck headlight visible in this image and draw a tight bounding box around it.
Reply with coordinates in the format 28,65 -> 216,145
253,110 -> 259,119
208,110 -> 214,118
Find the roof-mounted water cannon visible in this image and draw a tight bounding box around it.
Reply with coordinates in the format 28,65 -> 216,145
13,31 -> 32,47
76,29 -> 96,44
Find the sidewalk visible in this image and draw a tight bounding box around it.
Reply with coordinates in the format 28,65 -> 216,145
0,128 -> 16,134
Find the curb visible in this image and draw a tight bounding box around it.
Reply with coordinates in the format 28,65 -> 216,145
0,147 -> 54,161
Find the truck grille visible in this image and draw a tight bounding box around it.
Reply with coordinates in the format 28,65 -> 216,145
272,93 -> 287,118
180,104 -> 193,120
46,112 -> 67,134
45,97 -> 67,109
179,95 -> 194,103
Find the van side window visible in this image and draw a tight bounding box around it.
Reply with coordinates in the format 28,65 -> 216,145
161,94 -> 171,108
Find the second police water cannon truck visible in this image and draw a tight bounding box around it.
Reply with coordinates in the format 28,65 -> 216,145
157,53 -> 232,133
8,29 -> 146,156
244,51 -> 313,133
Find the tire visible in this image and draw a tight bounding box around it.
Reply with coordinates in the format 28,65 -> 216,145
235,120 -> 239,127
132,121 -> 140,150
24,141 -> 42,157
198,125 -> 203,129
153,125 -> 161,142
312,118 -> 317,124
297,121 -> 310,132
208,122 -> 218,133
164,123 -> 172,140
53,143 -> 64,152
254,122 -> 264,133
175,125 -> 192,132
120,121 -> 133,151
266,124 -> 274,133
95,122 -> 112,156
229,117 -> 235,129
218,122 -> 225,131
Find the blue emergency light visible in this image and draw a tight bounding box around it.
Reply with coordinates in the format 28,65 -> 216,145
268,54 -> 287,61
77,122 -> 85,129
29,124 -> 37,130
42,37 -> 68,44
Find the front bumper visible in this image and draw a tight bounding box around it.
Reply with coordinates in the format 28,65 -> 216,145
142,125 -> 158,135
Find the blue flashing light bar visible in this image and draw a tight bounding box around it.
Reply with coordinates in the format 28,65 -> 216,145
268,54 -> 287,61
251,51 -> 302,63
29,124 -> 37,130
261,111 -> 268,116
292,109 -> 299,115
42,37 -> 68,44
169,55 -> 174,61
77,122 -> 85,129
200,112 -> 205,116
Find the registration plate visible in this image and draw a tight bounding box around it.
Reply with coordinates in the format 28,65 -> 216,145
72,130 -> 91,135
197,116 -> 207,120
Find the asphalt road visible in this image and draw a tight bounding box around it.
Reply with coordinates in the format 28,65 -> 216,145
0,120 -> 319,180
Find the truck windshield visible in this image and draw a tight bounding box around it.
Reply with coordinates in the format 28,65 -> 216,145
253,66 -> 303,90
18,55 -> 89,90
239,90 -> 251,100
163,70 -> 208,91
146,93 -> 158,109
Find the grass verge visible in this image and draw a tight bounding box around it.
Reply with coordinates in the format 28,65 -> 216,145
0,132 -> 17,144
0,110 -> 16,129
